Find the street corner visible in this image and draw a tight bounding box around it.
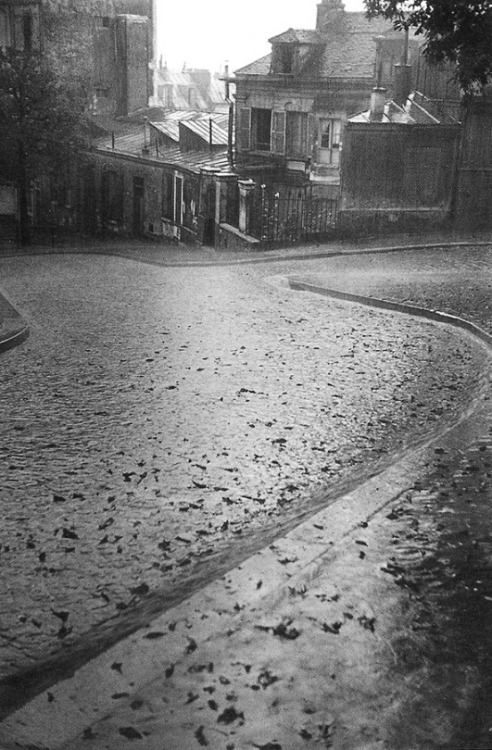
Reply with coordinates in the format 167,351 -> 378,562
0,292 -> 29,354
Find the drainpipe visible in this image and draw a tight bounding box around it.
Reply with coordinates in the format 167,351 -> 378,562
224,63 -> 235,170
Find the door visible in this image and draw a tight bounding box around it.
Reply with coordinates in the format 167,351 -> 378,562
132,176 -> 144,236
174,175 -> 183,225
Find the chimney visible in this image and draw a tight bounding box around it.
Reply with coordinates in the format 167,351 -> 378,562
316,0 -> 346,33
393,63 -> 412,106
369,87 -> 387,121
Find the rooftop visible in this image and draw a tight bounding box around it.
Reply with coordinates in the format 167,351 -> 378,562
236,12 -> 393,79
95,128 -> 231,174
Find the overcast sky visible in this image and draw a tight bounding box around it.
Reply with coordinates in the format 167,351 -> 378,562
156,0 -> 366,74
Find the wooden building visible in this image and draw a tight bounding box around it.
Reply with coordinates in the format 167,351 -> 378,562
340,86 -> 462,235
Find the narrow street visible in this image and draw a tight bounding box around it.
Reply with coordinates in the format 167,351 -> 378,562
0,241 -> 492,748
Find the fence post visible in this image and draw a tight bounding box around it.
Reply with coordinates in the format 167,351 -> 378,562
238,179 -> 256,234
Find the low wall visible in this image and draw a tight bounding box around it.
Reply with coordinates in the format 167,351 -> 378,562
338,208 -> 453,238
215,223 -> 261,252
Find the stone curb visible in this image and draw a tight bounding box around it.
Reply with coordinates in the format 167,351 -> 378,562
0,239 -> 490,268
288,278 -> 492,350
0,293 -> 29,354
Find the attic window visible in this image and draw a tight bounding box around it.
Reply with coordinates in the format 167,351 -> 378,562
274,44 -> 294,74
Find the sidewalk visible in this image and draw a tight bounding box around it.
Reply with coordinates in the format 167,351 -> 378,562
1,228 -> 491,269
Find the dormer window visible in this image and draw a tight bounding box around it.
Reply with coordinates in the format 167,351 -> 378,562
278,44 -> 294,74
269,29 -> 324,76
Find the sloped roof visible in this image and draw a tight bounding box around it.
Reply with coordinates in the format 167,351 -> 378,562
304,14 -> 393,78
150,120 -> 180,142
268,28 -> 323,44
349,92 -> 450,124
95,128 -> 231,173
181,118 -> 229,146
235,12 -> 393,80
150,112 -> 230,146
235,54 -> 272,76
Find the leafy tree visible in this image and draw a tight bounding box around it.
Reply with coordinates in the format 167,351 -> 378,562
0,47 -> 89,244
364,0 -> 492,93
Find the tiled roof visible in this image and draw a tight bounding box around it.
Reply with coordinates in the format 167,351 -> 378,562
235,54 -> 272,76
235,12 -> 393,80
268,28 -> 323,44
304,14 -> 393,78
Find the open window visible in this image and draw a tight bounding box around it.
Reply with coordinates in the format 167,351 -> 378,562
319,119 -> 343,165
252,108 -> 272,151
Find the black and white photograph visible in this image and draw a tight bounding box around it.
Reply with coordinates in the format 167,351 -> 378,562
0,0 -> 491,747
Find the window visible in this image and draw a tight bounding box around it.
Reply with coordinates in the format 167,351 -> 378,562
162,173 -> 174,220
252,108 -> 272,151
174,175 -> 183,225
319,119 -> 343,165
320,119 -> 342,149
286,112 -> 308,157
102,171 -> 124,224
22,13 -> 32,51
278,45 -> 294,74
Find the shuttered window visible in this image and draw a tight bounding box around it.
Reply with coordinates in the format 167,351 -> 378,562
285,112 -> 309,157
239,107 -> 252,151
271,111 -> 286,154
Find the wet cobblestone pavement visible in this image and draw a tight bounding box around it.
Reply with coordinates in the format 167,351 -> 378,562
0,248 -> 489,689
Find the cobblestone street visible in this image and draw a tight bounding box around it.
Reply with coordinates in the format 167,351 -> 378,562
1,242 -> 492,749
0,248 -> 488,685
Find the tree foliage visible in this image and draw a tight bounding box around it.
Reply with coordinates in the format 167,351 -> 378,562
364,0 -> 492,93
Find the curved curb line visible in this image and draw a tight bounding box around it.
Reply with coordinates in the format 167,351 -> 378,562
0,239 -> 490,268
2,271 -> 492,743
0,292 -> 29,354
0,323 -> 29,354
288,278 -> 492,352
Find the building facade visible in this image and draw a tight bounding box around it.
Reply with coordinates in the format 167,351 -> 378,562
233,0 -> 395,190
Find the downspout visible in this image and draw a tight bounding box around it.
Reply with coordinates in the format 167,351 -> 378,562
224,63 -> 235,170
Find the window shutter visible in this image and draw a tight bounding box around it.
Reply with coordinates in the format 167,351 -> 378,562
307,114 -> 315,159
239,107 -> 251,151
272,111 -> 286,154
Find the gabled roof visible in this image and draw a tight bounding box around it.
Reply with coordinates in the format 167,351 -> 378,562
268,28 -> 323,45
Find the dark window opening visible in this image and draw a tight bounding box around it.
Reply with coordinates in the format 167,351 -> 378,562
279,44 -> 294,74
252,108 -> 271,151
162,173 -> 174,220
22,13 -> 32,51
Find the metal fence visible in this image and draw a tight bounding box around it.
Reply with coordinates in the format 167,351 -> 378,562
248,186 -> 339,246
